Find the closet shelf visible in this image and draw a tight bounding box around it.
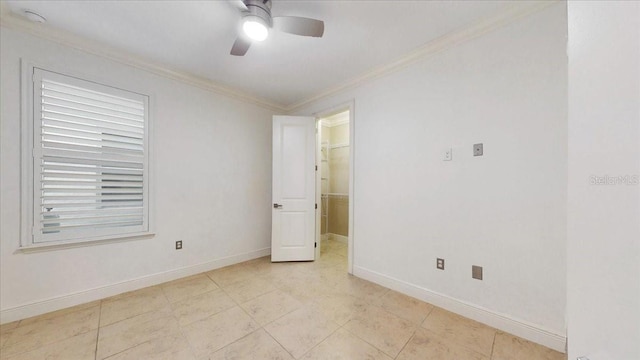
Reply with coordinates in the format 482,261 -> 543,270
325,193 -> 349,197
329,143 -> 349,149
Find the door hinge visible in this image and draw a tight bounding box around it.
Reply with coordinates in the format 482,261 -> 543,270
315,203 -> 317,209
315,242 -> 317,248
315,165 -> 318,171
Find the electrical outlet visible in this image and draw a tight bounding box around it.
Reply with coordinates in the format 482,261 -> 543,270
443,148 -> 452,161
472,265 -> 483,280
473,143 -> 483,156
436,258 -> 445,270
175,240 -> 182,250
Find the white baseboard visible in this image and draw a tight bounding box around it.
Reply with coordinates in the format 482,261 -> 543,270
328,233 -> 348,244
0,248 -> 271,324
353,265 -> 567,353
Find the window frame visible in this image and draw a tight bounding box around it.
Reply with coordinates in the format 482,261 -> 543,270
20,61 -> 154,250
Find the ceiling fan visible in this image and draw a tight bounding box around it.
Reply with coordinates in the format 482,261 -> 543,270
229,0 -> 325,56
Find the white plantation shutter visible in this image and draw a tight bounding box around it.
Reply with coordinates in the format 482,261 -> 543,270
31,68 -> 150,244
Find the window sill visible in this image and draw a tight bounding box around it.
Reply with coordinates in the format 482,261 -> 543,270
17,232 -> 156,253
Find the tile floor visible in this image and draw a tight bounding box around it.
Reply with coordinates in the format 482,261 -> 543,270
0,240 -> 566,360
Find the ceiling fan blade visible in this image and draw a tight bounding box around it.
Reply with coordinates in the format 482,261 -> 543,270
229,0 -> 248,11
272,16 -> 324,37
230,37 -> 251,56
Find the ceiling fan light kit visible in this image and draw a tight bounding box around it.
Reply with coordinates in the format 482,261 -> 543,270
230,0 -> 325,56
242,0 -> 272,41
243,17 -> 269,41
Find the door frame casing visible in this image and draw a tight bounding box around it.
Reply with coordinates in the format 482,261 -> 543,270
314,120 -> 322,260
314,101 -> 355,274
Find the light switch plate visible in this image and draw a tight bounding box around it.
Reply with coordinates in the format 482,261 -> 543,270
473,143 -> 483,156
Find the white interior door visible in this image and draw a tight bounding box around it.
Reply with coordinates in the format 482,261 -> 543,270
271,116 -> 316,262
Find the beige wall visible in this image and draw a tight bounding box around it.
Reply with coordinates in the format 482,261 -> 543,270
321,116 -> 349,237
329,123 -> 350,195
321,124 -> 330,143
328,196 -> 349,236
330,123 -> 349,145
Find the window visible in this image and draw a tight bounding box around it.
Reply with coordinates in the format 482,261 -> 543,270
22,67 -> 151,247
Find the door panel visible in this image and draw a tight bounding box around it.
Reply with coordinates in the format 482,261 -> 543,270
281,212 -> 306,247
272,116 -> 316,262
281,125 -> 307,198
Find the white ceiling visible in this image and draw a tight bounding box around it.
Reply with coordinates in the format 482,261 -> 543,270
4,0 -> 518,108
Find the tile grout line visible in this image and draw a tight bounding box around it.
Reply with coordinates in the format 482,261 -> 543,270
245,293 -> 303,328
177,312 -> 204,359
340,321 -> 402,359
293,323 -> 342,360
262,326 -> 297,359
393,326 -> 420,360
191,266 -> 292,358
206,282 -> 269,357
2,303 -> 103,359
241,268 -> 304,359
213,257 -> 342,359
231,282 -> 340,359
490,331 -> 498,360
202,268 -> 293,358
101,285 -> 177,359
425,307 -> 498,358
94,300 -> 102,360
160,280 -> 203,359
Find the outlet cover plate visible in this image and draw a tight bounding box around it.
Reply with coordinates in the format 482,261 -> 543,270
472,265 -> 483,280
176,240 -> 182,250
437,258 -> 445,270
473,143 -> 483,156
444,148 -> 452,161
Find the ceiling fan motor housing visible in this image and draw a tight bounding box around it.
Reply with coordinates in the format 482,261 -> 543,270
231,0 -> 324,56
243,0 -> 273,27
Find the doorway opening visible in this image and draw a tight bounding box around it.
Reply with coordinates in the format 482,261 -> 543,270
316,108 -> 352,273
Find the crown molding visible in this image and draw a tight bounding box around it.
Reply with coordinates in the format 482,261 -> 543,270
285,0 -> 562,113
1,1 -> 561,114
0,11 -> 288,112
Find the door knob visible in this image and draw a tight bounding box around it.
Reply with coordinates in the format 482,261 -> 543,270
273,203 -> 283,209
